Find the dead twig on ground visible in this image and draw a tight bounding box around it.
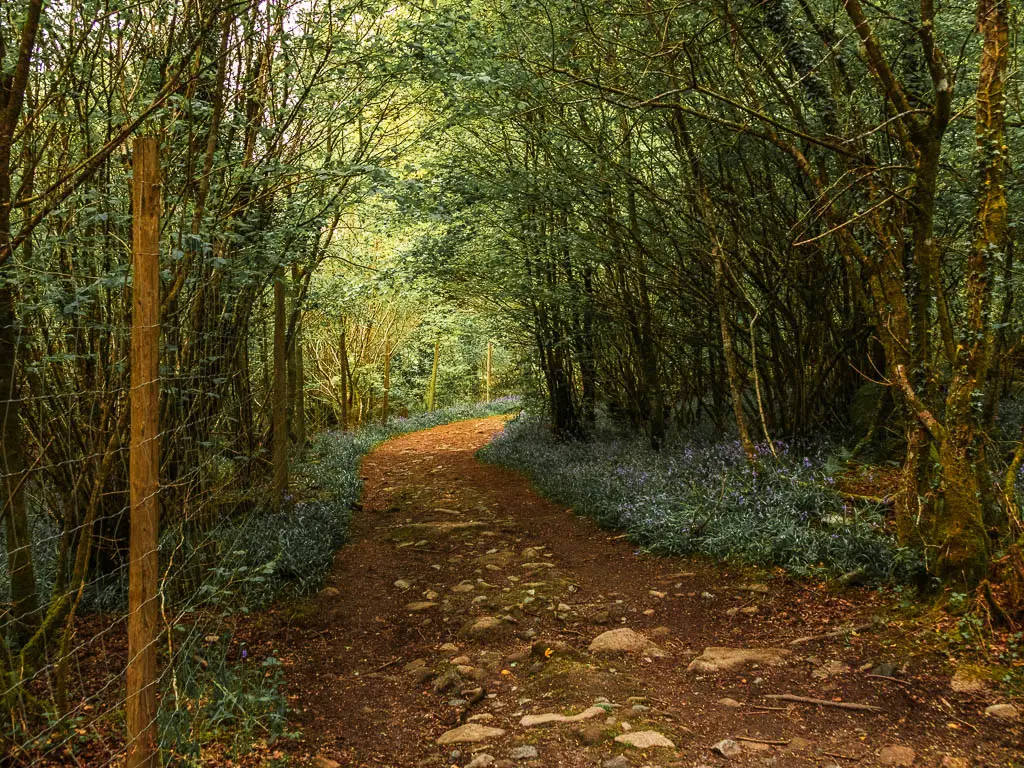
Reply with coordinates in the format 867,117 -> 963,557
765,694 -> 884,712
788,622 -> 874,646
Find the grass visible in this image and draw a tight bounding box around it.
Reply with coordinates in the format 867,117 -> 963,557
479,414 -> 922,583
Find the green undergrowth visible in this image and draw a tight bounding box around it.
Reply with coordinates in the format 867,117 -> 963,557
479,415 -> 922,584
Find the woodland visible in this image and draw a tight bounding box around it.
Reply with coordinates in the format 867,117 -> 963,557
0,0 -> 1022,764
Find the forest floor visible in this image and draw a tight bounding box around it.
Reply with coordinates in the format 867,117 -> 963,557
245,416 -> 1023,768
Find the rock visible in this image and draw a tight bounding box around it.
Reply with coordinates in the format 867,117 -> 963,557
603,757 -> 631,768
405,601 -> 437,612
452,655 -> 472,665
740,606 -> 759,615
312,757 -> 341,768
493,762 -> 514,768
433,668 -> 462,694
440,642 -> 459,652
320,586 -> 340,598
467,754 -> 495,768
394,579 -> 412,590
701,591 -> 715,600
812,660 -> 850,679
984,703 -> 1019,721
613,731 -> 675,749
649,590 -> 666,598
717,697 -> 743,708
872,662 -> 898,678
521,705 -> 606,727
576,724 -> 606,745
469,713 -> 495,723
424,589 -> 440,601
436,724 -> 507,745
711,739 -> 743,759
739,583 -> 769,594
951,669 -> 987,693
461,616 -> 512,641
509,745 -> 538,760
687,647 -> 790,673
404,658 -> 428,672
453,582 -> 476,593
521,547 -> 544,560
878,745 -> 916,766
589,628 -> 667,657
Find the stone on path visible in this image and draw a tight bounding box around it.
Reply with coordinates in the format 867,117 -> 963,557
950,669 -> 987,693
711,739 -> 743,759
687,646 -> 790,673
394,579 -> 412,590
509,745 -> 538,760
812,659 -> 850,679
878,745 -> 916,766
716,697 -> 742,708
613,731 -> 675,749
312,757 -> 340,768
467,754 -> 495,768
589,628 -> 666,657
404,601 -> 437,612
984,703 -> 1019,722
602,757 -> 631,768
319,586 -> 340,598
461,616 -> 513,641
436,723 -> 507,745
520,705 -> 606,727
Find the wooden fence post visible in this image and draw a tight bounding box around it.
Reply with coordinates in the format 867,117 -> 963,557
127,136 -> 160,768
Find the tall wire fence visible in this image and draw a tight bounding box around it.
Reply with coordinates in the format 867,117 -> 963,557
1,148 -> 301,767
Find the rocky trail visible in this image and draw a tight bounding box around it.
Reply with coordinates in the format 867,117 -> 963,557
247,417 -> 1022,768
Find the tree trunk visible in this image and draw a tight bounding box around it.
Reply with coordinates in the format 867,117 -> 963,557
272,270 -> 288,505
339,321 -> 349,430
382,335 -> 391,423
0,0 -> 44,647
427,339 -> 440,411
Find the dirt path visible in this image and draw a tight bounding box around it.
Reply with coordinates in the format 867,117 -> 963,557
252,417 -> 1021,768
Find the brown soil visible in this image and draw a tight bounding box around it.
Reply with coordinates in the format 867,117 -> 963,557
247,416 -> 1023,768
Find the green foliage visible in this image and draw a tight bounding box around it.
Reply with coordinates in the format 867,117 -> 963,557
159,636 -> 291,763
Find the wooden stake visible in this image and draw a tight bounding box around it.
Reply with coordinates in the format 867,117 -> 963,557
272,267 -> 288,504
127,136 -> 160,768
